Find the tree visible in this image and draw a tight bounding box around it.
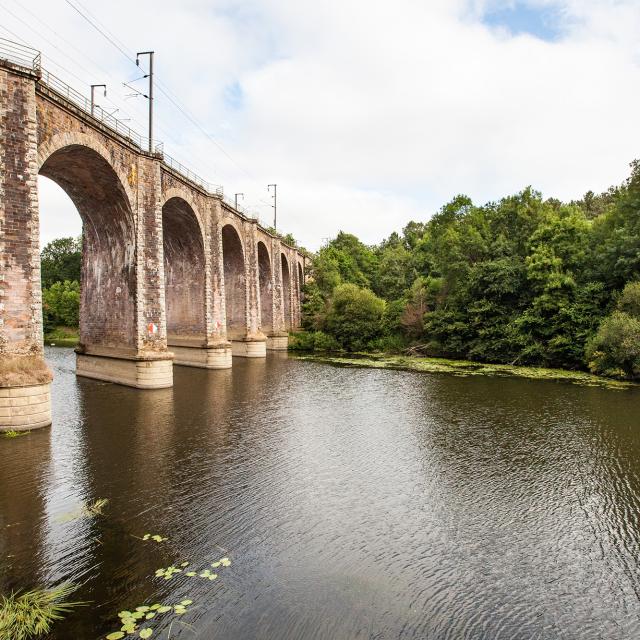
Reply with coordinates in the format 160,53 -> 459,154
300,161 -> 640,376
42,281 -> 80,332
587,282 -> 640,379
323,284 -> 386,351
40,237 -> 81,288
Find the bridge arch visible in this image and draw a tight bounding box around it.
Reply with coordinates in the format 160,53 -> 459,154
38,140 -> 137,350
160,187 -> 206,242
257,241 -> 273,333
281,253 -> 292,330
222,224 -> 246,339
162,196 -> 206,342
38,132 -> 136,208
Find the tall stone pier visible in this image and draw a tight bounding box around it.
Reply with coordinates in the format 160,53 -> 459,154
0,49 -> 305,431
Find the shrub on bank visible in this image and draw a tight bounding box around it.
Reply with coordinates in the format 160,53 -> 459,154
288,331 -> 341,352
366,334 -> 407,353
323,284 -> 386,352
587,282 -> 640,380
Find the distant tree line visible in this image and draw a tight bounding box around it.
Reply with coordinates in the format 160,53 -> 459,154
40,237 -> 81,333
299,160 -> 640,380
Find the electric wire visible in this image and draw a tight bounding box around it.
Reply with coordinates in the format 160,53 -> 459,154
4,0 -> 275,220
64,0 -> 264,186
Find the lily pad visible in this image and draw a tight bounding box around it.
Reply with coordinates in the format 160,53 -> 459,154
140,629 -> 153,639
106,633 -> 125,640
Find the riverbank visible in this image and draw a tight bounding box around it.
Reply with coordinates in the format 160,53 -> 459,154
291,352 -> 638,390
44,326 -> 79,348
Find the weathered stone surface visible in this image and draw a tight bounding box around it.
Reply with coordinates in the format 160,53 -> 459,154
0,59 -> 306,428
0,382 -> 51,431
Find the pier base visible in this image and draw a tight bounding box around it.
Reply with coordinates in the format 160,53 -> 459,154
0,382 -> 52,432
266,334 -> 289,351
76,350 -> 173,389
231,339 -> 267,358
171,344 -> 233,369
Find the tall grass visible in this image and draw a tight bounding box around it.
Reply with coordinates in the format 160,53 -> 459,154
0,584 -> 84,640
0,356 -> 53,387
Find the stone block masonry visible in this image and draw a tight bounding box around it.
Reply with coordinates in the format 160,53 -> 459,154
0,58 -> 306,430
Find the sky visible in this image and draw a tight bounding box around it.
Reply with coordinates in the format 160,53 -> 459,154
2,0 -> 640,250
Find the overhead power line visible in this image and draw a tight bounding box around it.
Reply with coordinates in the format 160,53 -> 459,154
64,0 -> 262,185
64,0 -> 132,62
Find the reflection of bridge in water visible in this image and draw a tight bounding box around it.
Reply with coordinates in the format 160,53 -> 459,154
0,39 -> 307,431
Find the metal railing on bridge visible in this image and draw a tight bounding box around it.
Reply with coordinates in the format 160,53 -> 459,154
0,38 -> 40,71
0,37 -> 223,198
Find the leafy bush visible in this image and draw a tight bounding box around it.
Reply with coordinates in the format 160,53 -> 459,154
366,334 -> 407,353
288,331 -> 341,352
586,311 -> 640,379
323,284 -> 386,351
42,280 -> 80,332
587,282 -> 640,379
617,281 -> 640,318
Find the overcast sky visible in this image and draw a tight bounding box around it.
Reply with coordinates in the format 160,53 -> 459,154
2,0 -> 640,249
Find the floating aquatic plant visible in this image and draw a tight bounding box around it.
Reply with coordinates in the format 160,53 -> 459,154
142,533 -> 168,543
1,430 -> 30,439
106,601 -> 195,638
85,499 -> 109,516
106,536 -> 233,638
154,565 -> 183,581
0,584 -> 84,640
55,498 -> 109,523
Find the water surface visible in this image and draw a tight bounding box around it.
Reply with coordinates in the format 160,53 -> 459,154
1,347 -> 640,639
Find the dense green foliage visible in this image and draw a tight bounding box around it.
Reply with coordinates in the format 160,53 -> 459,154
40,238 -> 81,333
42,281 -> 80,333
302,162 -> 640,379
586,283 -> 640,379
40,237 -> 81,289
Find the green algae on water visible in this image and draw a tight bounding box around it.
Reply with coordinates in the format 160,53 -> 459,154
292,353 -> 637,390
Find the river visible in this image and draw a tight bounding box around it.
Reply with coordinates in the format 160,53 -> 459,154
1,347 -> 640,639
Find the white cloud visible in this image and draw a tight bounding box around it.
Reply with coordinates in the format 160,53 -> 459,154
4,0 -> 640,249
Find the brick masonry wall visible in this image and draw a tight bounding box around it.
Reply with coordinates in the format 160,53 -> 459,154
1,62 -> 306,370
162,195 -> 206,338
0,68 -> 42,358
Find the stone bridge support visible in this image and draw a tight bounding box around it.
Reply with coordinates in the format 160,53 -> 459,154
0,57 -> 306,431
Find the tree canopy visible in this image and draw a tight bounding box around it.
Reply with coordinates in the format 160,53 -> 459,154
301,161 -> 640,379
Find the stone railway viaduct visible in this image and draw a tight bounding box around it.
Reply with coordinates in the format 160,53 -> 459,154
0,47 -> 306,431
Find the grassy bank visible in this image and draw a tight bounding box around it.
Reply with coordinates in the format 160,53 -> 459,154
290,352 -> 638,390
44,326 -> 79,348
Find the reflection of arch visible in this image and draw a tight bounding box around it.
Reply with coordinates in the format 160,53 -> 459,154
258,242 -> 273,333
39,143 -> 136,350
222,225 -> 246,339
162,197 -> 206,340
281,253 -> 291,330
